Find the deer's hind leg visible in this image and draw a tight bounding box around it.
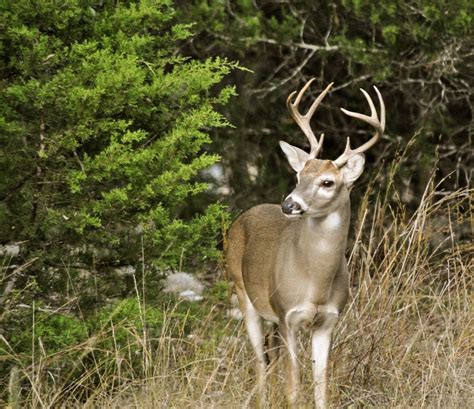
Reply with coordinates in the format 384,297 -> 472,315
264,323 -> 282,403
265,322 -> 281,368
235,287 -> 267,405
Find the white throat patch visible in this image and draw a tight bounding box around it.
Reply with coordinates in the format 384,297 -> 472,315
322,212 -> 341,229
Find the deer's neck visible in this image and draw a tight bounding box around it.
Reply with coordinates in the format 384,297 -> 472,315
298,201 -> 350,266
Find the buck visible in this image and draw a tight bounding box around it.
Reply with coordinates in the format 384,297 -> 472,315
225,79 -> 385,408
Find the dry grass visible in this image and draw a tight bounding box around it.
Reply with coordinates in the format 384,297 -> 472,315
2,168 -> 473,408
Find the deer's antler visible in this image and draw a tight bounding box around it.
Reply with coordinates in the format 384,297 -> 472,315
287,79 -> 334,159
333,86 -> 385,168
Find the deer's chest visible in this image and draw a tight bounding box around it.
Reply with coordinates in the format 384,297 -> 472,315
270,241 -> 343,318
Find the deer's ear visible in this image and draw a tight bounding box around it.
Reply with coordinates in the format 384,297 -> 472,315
279,141 -> 309,173
341,153 -> 365,186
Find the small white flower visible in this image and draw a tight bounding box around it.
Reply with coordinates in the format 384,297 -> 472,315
163,272 -> 205,302
115,265 -> 136,276
179,290 -> 204,302
0,244 -> 20,258
226,308 -> 243,320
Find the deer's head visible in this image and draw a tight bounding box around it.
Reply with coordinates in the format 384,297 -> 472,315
280,80 -> 385,218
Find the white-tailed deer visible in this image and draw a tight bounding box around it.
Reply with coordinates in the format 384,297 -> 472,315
225,79 -> 385,408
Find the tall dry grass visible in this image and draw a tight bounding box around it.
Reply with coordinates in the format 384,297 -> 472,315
2,160 -> 472,408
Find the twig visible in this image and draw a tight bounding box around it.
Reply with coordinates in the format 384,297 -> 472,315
257,37 -> 339,53
250,49 -> 316,97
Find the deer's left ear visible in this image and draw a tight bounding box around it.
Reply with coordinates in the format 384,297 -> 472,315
341,154 -> 365,186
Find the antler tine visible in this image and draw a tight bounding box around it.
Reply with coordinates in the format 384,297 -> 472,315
286,79 -> 333,159
374,85 -> 386,130
307,82 -> 334,118
334,86 -> 385,168
291,77 -> 316,108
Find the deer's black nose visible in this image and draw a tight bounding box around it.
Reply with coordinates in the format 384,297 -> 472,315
281,198 -> 301,215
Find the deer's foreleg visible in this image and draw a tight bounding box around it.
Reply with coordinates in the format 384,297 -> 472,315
280,323 -> 299,406
311,308 -> 339,409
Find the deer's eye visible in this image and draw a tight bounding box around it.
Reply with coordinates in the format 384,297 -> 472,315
322,180 -> 335,188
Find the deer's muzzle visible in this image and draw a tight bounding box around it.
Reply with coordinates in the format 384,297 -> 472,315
281,197 -> 303,215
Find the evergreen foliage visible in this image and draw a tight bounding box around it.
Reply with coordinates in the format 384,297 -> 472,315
0,0 -> 238,272
0,1 -> 240,400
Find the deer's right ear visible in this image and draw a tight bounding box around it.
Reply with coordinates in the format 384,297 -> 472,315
279,141 -> 309,173
341,153 -> 365,186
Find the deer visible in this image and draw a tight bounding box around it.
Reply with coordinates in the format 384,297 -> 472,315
225,78 -> 385,408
